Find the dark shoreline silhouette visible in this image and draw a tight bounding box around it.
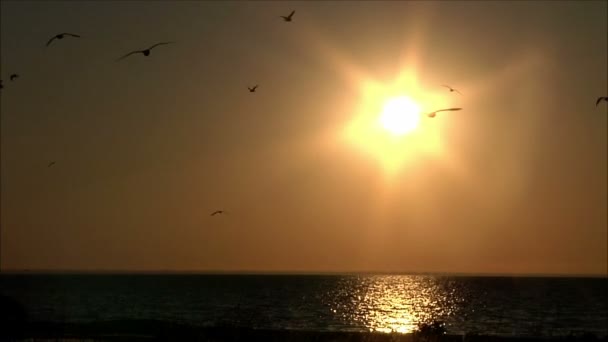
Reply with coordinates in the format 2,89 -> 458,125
7,319 -> 608,342
0,294 -> 28,340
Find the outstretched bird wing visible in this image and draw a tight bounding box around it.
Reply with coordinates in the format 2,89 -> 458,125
148,42 -> 175,50
280,10 -> 295,20
596,97 -> 607,106
46,36 -> 58,47
426,108 -> 463,117
116,50 -> 142,62
435,107 -> 463,113
441,85 -> 451,89
62,33 -> 81,38
454,89 -> 463,95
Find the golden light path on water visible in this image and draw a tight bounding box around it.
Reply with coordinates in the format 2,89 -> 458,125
323,276 -> 465,334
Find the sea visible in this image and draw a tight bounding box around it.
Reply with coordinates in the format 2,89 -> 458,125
0,274 -> 606,337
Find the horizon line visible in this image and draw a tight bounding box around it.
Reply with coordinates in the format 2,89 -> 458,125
1,269 -> 606,278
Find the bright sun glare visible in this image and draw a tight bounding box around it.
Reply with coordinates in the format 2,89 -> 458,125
378,96 -> 421,136
342,71 -> 450,175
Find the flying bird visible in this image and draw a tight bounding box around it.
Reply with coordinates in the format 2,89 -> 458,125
116,42 -> 175,62
10,74 -> 19,81
248,85 -> 258,93
0,80 -> 3,90
426,107 -> 463,118
280,10 -> 295,22
210,210 -> 227,216
46,33 -> 80,47
596,97 -> 608,106
441,85 -> 462,95
47,161 -> 56,168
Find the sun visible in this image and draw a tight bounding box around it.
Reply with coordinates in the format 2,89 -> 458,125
378,96 -> 421,136
341,74 -> 449,175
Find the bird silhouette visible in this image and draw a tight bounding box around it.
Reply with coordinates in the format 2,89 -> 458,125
426,107 -> 463,118
441,85 -> 462,95
10,74 -> 19,81
280,10 -> 295,22
46,33 -> 80,47
211,210 -> 227,216
116,42 -> 175,62
0,80 -> 3,90
47,161 -> 56,168
248,85 -> 258,93
596,97 -> 608,106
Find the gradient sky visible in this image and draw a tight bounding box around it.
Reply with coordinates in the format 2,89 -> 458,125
1,1 -> 606,275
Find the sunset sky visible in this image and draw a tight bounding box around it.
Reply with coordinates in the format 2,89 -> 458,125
1,1 -> 606,275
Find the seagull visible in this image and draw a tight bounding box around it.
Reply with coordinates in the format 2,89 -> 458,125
248,85 -> 258,93
46,33 -> 80,47
47,161 -> 56,168
280,10 -> 295,22
596,97 -> 608,106
441,85 -> 462,95
210,210 -> 227,216
10,74 -> 19,81
426,107 -> 463,118
116,42 -> 175,62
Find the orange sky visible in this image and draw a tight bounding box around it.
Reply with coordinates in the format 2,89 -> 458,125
1,1 -> 606,275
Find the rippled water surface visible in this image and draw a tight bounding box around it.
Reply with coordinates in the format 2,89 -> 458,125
1,274 -> 606,337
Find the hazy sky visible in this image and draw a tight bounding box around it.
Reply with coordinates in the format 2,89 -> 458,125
1,1 -> 606,275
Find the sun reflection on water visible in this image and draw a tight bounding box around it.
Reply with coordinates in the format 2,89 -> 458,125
324,275 -> 466,334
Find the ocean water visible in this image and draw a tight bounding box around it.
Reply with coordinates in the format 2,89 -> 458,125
0,274 -> 606,337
